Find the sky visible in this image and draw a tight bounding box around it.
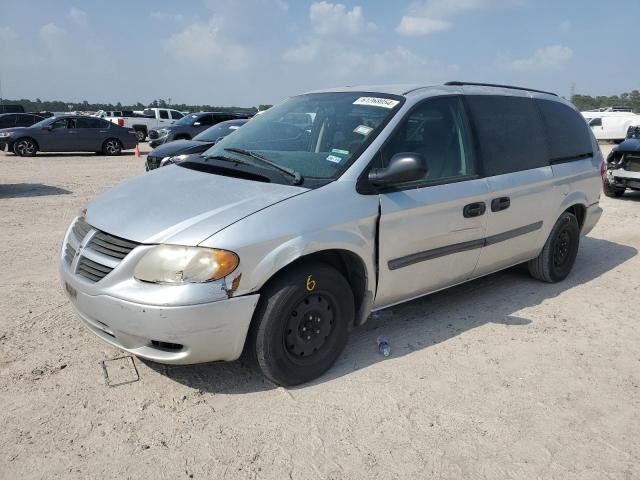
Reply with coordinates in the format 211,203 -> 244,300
0,0 -> 636,107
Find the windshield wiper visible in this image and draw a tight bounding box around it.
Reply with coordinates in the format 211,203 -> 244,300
202,154 -> 251,166
224,147 -> 303,185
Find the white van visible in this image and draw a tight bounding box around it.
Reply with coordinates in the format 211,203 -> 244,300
582,111 -> 640,142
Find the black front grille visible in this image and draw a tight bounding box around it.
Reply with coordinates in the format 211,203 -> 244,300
64,243 -> 76,265
146,155 -> 160,170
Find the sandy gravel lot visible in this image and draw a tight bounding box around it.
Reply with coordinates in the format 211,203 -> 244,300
0,144 -> 639,479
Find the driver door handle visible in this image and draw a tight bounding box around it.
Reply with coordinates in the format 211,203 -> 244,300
463,202 -> 486,218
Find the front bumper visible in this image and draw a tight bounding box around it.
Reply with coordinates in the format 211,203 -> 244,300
58,221 -> 260,364
608,168 -> 640,190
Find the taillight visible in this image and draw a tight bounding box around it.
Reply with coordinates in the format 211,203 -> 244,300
117,118 -> 124,127
600,159 -> 606,183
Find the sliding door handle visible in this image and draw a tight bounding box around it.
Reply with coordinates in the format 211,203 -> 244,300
491,197 -> 510,212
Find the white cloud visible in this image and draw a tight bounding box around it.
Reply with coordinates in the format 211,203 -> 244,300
396,16 -> 451,35
309,2 -> 375,36
497,45 -> 573,71
68,7 -> 88,27
164,20 -> 250,71
396,0 -> 524,36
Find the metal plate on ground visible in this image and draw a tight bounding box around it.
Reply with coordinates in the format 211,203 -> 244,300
101,356 -> 139,387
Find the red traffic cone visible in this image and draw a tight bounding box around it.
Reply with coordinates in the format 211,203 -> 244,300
134,144 -> 141,158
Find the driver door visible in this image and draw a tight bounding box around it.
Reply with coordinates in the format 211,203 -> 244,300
374,96 -> 491,308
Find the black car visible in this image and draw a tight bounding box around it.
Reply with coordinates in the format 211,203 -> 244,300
146,119 -> 248,170
0,115 -> 138,156
0,113 -> 44,129
148,112 -> 252,148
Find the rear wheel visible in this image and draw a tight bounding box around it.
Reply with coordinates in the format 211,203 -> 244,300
102,138 -> 123,155
247,262 -> 354,386
13,138 -> 38,157
528,212 -> 580,283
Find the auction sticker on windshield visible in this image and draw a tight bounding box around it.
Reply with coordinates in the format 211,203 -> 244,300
353,97 -> 400,109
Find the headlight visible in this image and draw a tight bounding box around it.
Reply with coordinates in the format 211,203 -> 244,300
134,245 -> 239,284
0,132 -> 13,138
160,154 -> 188,167
157,128 -> 170,136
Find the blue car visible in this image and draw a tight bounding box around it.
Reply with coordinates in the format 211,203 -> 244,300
0,115 -> 138,156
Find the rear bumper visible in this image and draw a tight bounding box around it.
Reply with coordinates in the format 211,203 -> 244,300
582,202 -> 603,236
59,256 -> 260,365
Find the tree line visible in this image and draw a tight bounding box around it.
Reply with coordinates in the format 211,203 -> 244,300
570,90 -> 639,112
0,97 -> 272,114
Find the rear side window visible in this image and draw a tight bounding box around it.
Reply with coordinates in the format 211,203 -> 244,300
159,110 -> 169,119
0,115 -> 16,128
466,95 -> 548,176
588,117 -> 602,127
536,100 -> 592,161
170,111 -> 183,119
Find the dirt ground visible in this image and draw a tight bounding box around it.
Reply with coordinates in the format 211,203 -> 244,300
0,144 -> 638,480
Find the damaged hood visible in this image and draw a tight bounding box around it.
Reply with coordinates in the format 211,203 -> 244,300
86,164 -> 308,245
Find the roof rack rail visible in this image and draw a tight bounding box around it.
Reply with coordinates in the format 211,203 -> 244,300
445,81 -> 558,97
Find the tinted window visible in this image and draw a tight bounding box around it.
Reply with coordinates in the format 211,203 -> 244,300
76,117 -> 106,128
0,115 -> 16,128
536,100 -> 592,160
197,114 -> 214,126
27,115 -> 43,125
466,95 -> 548,176
170,111 -> 183,119
376,96 -> 476,183
159,110 -> 169,119
589,117 -> 602,127
0,105 -> 24,114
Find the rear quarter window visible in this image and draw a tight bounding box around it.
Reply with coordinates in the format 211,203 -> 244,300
536,99 -> 592,161
466,95 -> 548,176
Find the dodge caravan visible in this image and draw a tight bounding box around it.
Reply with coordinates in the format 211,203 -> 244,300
59,82 -> 603,385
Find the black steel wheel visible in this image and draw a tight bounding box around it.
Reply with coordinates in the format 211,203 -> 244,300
247,262 -> 354,386
13,138 -> 38,157
528,212 -> 580,283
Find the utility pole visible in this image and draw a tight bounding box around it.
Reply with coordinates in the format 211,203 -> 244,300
570,82 -> 576,102
0,77 -> 3,105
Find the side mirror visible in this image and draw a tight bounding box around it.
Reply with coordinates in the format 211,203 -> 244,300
368,153 -> 427,186
193,122 -> 201,127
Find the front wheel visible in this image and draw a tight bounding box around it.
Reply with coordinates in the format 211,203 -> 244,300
102,138 -> 123,155
528,212 -> 580,283
135,129 -> 146,142
13,138 -> 38,157
248,263 -> 354,386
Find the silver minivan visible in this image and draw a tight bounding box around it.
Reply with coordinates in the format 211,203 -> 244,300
59,82 -> 603,385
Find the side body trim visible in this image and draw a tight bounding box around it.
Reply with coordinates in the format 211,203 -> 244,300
388,221 -> 543,270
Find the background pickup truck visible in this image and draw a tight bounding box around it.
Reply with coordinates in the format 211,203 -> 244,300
94,108 -> 185,142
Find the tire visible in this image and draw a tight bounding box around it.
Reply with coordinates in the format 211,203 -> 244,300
13,138 -> 38,157
603,179 -> 625,198
528,212 -> 580,283
135,129 -> 146,142
247,262 -> 354,386
102,138 -> 123,155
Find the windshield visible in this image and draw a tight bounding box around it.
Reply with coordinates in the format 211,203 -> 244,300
199,92 -> 403,180
175,114 -> 199,126
194,120 -> 248,142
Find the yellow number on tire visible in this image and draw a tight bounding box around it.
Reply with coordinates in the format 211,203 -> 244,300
306,275 -> 316,291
